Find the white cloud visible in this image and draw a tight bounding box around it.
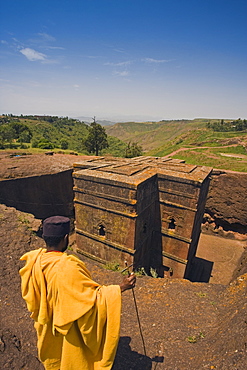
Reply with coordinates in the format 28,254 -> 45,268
112,70 -> 129,77
1,40 -> 8,44
113,48 -> 125,53
38,33 -> 56,42
20,48 -> 47,61
47,46 -> 65,50
85,55 -> 104,59
41,59 -> 59,65
142,58 -> 172,63
104,61 -> 131,66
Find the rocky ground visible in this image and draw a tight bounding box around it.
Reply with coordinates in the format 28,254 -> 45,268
0,204 -> 247,370
0,151 -> 89,180
0,150 -> 247,369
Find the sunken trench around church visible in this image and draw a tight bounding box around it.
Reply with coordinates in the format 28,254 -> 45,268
0,151 -> 247,285
1,151 -> 247,369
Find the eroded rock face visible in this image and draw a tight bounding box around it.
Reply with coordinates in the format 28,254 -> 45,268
205,170 -> 247,234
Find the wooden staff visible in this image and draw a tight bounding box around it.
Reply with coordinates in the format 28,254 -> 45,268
123,261 -> 147,357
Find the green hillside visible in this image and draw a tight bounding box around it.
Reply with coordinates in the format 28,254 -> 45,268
1,115 -> 247,172
0,115 -> 127,157
106,119 -> 208,151
105,119 -> 247,172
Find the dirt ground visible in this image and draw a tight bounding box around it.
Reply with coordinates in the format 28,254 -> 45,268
0,205 -> 247,370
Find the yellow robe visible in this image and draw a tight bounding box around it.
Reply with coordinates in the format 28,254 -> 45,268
19,248 -> 121,370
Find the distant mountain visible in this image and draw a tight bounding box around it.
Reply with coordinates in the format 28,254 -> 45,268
74,113 -> 167,126
98,120 -> 118,127
73,116 -> 93,124
74,116 -> 117,127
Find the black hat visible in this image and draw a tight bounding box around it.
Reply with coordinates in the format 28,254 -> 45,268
42,216 -> 70,237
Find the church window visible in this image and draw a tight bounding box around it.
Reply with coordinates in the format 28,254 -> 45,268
98,224 -> 106,236
168,218 -> 176,230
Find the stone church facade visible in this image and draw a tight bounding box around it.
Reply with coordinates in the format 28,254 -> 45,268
73,156 -> 212,279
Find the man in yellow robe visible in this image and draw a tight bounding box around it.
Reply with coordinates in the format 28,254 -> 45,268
19,216 -> 136,370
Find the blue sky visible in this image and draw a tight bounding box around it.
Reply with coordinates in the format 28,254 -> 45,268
1,0 -> 246,121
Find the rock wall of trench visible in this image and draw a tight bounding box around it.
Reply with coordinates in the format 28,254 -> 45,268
204,170 -> 247,234
0,169 -> 74,220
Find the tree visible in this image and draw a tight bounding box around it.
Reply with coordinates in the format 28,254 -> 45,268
125,141 -> 143,158
0,124 -> 16,147
37,138 -> 54,149
84,117 -> 108,156
60,139 -> 69,150
10,122 -> 32,142
18,129 -> 32,144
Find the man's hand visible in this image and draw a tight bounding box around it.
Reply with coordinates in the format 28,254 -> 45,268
120,273 -> 136,293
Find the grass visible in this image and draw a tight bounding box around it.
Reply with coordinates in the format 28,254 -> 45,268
186,332 -> 205,343
186,335 -> 198,343
195,292 -> 207,298
147,140 -> 247,172
133,267 -> 159,278
172,149 -> 247,172
143,124 -> 247,172
210,145 -> 247,155
17,215 -> 31,229
103,261 -> 121,272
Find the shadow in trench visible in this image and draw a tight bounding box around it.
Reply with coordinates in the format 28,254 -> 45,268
112,336 -> 152,370
186,256 -> 214,283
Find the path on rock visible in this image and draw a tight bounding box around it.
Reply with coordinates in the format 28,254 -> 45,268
165,143 -> 243,158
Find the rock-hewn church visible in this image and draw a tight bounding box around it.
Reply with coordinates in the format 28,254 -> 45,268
73,156 -> 212,279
